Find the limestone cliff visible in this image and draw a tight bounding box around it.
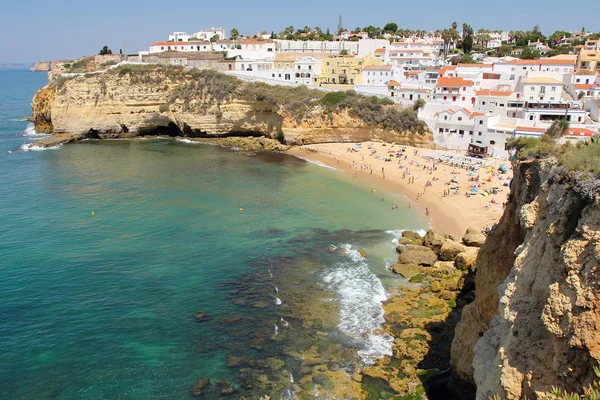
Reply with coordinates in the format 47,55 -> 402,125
451,159 -> 600,399
31,65 -> 430,147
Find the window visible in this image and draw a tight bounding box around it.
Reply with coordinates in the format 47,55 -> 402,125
298,65 -> 301,70
443,96 -> 447,100
444,116 -> 448,120
499,104 -> 505,107
482,101 -> 486,105
285,64 -> 290,68
478,132 -> 482,136
469,131 -> 473,135
529,115 -> 534,120
272,74 -> 275,77
458,117 -> 462,121
576,78 -> 581,83
479,121 -> 483,125
490,140 -> 496,145
551,86 -> 556,92
462,97 -> 465,101
530,87 -> 535,91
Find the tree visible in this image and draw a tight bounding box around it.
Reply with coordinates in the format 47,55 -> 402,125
521,46 -> 540,59
452,21 -> 458,31
337,15 -> 344,35
463,33 -> 474,54
497,44 -> 512,57
230,28 -> 240,40
545,119 -> 569,139
99,46 -> 112,55
384,22 -> 398,34
340,49 -> 348,55
413,98 -> 426,111
210,34 -> 219,42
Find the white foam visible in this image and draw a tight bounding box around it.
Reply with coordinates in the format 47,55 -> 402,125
322,244 -> 394,364
293,155 -> 338,170
273,324 -> 279,338
275,297 -> 282,306
267,269 -> 273,278
22,123 -> 49,138
176,138 -> 201,145
280,316 -> 290,328
274,286 -> 279,293
20,142 -> 62,151
385,229 -> 427,245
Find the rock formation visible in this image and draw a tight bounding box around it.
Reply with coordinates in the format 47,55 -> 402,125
30,65 -> 431,148
451,158 -> 600,399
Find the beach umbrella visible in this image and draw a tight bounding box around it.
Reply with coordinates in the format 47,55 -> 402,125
471,189 -> 479,193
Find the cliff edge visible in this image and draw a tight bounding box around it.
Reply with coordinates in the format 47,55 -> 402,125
30,65 -> 430,147
451,157 -> 600,399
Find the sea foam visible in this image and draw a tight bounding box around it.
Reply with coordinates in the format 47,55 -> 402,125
20,142 -> 62,151
293,155 -> 338,171
322,244 -> 394,364
385,229 -> 427,246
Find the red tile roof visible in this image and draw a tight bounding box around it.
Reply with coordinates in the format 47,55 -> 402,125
387,80 -> 401,87
567,128 -> 597,137
574,84 -> 593,89
438,65 -> 456,76
375,48 -> 386,53
436,76 -> 474,87
516,126 -> 547,132
476,90 -> 514,97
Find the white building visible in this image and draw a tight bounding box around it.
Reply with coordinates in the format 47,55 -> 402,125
362,65 -> 394,86
519,77 -> 564,102
168,32 -> 191,42
149,41 -> 212,54
193,27 -> 226,41
432,76 -> 477,106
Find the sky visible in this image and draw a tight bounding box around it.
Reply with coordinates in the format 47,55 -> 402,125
1,0 -> 599,63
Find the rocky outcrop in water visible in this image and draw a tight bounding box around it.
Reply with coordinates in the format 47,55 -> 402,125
450,158 -> 600,399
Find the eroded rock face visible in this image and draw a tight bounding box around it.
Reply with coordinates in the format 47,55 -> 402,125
30,68 -> 433,146
451,159 -> 600,399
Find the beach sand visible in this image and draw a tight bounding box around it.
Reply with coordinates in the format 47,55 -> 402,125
287,141 -> 512,237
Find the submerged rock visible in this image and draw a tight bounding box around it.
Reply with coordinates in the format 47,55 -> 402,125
189,376 -> 211,397
194,310 -> 212,323
357,249 -> 367,258
218,313 -> 243,324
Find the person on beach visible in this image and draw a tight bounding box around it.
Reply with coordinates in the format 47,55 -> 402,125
426,207 -> 429,216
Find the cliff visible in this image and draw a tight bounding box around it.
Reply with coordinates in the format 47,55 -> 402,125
451,158 -> 600,399
31,65 -> 430,148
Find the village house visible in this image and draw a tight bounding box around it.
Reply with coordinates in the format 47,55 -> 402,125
474,90 -> 523,118
432,76 -> 477,106
577,50 -> 600,72
519,77 -> 564,101
313,56 -> 381,86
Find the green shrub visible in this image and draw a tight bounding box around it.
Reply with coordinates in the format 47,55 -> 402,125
321,91 -> 347,106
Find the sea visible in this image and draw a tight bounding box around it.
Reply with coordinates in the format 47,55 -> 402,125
0,67 -> 428,399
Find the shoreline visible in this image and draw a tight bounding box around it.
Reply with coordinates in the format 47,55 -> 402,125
287,141 -> 511,237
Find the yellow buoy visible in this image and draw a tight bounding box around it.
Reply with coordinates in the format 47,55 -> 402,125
91,211 -> 95,216
239,208 -> 244,212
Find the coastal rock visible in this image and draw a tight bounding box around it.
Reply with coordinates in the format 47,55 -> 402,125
451,158 -> 600,399
462,228 -> 486,247
194,310 -> 212,323
397,245 -> 437,266
218,313 -> 243,324
422,230 -> 446,255
401,230 -> 423,244
189,376 -> 211,397
438,240 -> 467,262
455,248 -> 479,272
389,263 -> 423,279
357,249 -> 367,258
396,237 -> 421,247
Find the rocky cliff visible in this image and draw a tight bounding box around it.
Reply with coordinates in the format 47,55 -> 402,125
31,65 -> 430,147
451,158 -> 600,399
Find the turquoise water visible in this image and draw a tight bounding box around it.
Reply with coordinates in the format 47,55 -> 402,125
0,69 -> 428,399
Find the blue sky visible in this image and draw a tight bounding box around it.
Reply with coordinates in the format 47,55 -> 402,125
1,0 -> 598,63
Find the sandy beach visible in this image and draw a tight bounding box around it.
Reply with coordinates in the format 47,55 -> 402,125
287,141 -> 512,237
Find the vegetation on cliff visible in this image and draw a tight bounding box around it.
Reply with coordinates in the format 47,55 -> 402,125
111,65 -> 428,135
508,132 -> 600,197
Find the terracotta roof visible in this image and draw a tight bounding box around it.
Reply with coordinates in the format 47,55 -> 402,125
362,65 -> 392,71
475,89 -> 514,97
506,59 -> 575,65
567,128 -> 597,136
574,84 -> 593,89
522,77 -> 563,84
387,80 -> 401,87
405,70 -> 424,75
436,76 -> 474,87
438,65 -> 456,76
470,112 -> 485,117
515,126 -> 547,132
375,48 -> 386,53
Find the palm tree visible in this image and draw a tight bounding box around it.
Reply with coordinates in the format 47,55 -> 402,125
304,25 -> 311,34
452,21 -> 458,31
462,23 -> 469,39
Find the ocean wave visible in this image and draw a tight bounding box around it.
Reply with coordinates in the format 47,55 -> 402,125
293,155 -> 338,171
385,229 -> 427,245
20,142 -> 62,151
176,138 -> 216,145
22,123 -> 49,138
322,244 -> 393,364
